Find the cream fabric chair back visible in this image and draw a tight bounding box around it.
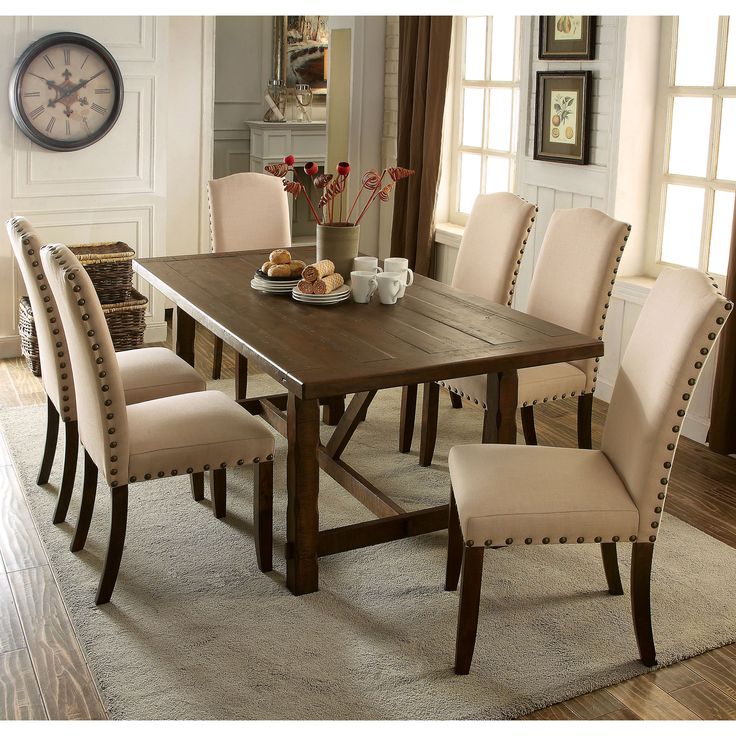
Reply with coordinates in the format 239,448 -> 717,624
41,244 -> 129,486
602,267 -> 731,541
207,172 -> 291,253
451,193 -> 537,306
6,217 -> 77,422
525,208 -> 630,392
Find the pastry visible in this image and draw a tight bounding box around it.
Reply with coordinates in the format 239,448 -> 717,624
312,273 -> 344,294
269,248 -> 291,265
297,279 -> 314,294
261,261 -> 274,273
302,259 -> 335,283
268,264 -> 292,278
289,259 -> 306,276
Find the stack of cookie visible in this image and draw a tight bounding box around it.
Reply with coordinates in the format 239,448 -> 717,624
298,259 -> 345,295
261,249 -> 305,279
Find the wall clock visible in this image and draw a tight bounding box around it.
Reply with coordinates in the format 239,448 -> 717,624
9,32 -> 124,152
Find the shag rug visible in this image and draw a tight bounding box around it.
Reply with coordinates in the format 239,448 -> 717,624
1,377 -> 735,720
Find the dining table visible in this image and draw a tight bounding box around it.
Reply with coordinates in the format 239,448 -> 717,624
134,246 -> 604,596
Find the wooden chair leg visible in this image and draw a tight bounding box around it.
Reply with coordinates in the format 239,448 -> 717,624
70,450 -> 98,552
253,460 -> 273,573
455,545 -> 485,675
631,542 -> 657,666
520,405 -> 537,445
190,471 -> 204,501
212,335 -> 223,380
601,542 -> 624,595
577,393 -> 594,449
211,467 -> 226,519
235,353 -> 248,402
445,488 -> 463,591
419,381 -> 440,467
52,420 -> 79,524
399,384 -> 417,453
37,396 -> 59,485
95,484 -> 128,605
449,391 -> 463,409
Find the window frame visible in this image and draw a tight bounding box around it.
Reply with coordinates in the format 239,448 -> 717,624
646,16 -> 736,277
445,16 -> 522,226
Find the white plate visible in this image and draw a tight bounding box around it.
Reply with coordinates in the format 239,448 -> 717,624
251,279 -> 294,293
293,294 -> 350,306
291,284 -> 351,300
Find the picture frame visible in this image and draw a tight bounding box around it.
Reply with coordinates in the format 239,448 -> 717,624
539,16 -> 597,60
273,16 -> 329,95
533,71 -> 593,166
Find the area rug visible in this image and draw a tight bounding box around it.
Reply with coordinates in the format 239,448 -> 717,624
1,378 -> 735,720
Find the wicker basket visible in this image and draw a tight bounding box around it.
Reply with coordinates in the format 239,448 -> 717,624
18,297 -> 41,377
104,289 -> 149,351
68,241 -> 135,304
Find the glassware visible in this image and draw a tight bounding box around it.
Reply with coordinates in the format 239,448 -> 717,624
263,79 -> 287,123
294,83 -> 313,123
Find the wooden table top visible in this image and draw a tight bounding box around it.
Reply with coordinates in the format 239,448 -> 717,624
134,247 -> 604,400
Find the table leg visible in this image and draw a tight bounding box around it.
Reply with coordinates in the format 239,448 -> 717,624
235,354 -> 248,402
175,307 -> 195,367
399,384 -> 417,453
482,370 -> 518,444
321,396 -> 345,426
286,394 -> 321,595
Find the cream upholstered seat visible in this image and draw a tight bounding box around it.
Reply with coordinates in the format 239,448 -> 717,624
445,267 -> 732,674
420,208 -> 631,466
398,193 -> 537,454
41,243 -> 276,605
6,217 -> 206,525
207,172 -> 291,391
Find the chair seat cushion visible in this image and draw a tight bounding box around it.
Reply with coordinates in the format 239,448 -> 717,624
118,347 -> 205,405
439,361 -> 586,408
126,390 -> 275,481
448,444 -> 638,545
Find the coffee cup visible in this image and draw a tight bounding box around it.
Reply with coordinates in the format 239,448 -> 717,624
353,256 -> 383,274
383,257 -> 414,297
350,270 -> 378,303
376,272 -> 403,305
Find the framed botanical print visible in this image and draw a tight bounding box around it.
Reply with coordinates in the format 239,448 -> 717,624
539,16 -> 597,60
533,71 -> 592,165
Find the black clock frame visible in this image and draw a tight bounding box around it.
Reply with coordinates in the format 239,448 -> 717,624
9,31 -> 124,152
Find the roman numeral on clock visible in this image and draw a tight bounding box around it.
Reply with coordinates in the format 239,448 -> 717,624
95,88 -> 111,95
42,54 -> 54,69
91,102 -> 107,115
63,48 -> 71,65
80,54 -> 89,69
65,119 -> 71,136
45,116 -> 56,133
23,91 -> 40,97
29,105 -> 45,120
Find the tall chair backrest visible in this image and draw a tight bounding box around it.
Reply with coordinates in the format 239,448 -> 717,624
602,267 -> 731,542
525,208 -> 631,392
41,244 -> 129,486
207,172 -> 291,253
451,193 -> 537,306
6,217 -> 77,422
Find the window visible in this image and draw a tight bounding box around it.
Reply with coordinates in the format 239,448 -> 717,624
650,16 -> 736,276
444,16 -> 521,224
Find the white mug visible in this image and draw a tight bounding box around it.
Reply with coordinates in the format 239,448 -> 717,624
353,256 -> 383,274
376,272 -> 403,305
350,270 -> 378,303
383,257 -> 414,297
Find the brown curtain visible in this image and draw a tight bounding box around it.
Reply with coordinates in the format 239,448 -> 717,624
709,199 -> 736,455
390,16 -> 453,277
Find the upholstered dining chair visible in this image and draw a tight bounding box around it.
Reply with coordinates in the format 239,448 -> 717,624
445,267 -> 732,674
7,217 -> 206,526
398,193 -> 538,454
418,208 -> 631,466
42,243 -> 276,605
207,172 -> 291,391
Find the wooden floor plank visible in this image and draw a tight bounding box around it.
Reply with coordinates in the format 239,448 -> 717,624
8,566 -> 106,720
643,661 -> 704,693
685,645 -> 736,700
607,677 -> 700,720
669,680 -> 736,719
0,572 -> 26,654
0,648 -> 47,720
0,465 -> 48,573
520,702 -> 580,719
565,687 -> 623,719
596,706 -> 640,719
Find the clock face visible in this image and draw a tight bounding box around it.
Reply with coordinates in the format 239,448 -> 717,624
9,33 -> 124,152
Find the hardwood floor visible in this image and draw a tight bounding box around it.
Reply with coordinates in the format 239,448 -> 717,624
0,326 -> 734,720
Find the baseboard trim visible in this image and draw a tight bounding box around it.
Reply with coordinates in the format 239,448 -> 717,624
0,336 -> 21,359
144,321 -> 168,344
